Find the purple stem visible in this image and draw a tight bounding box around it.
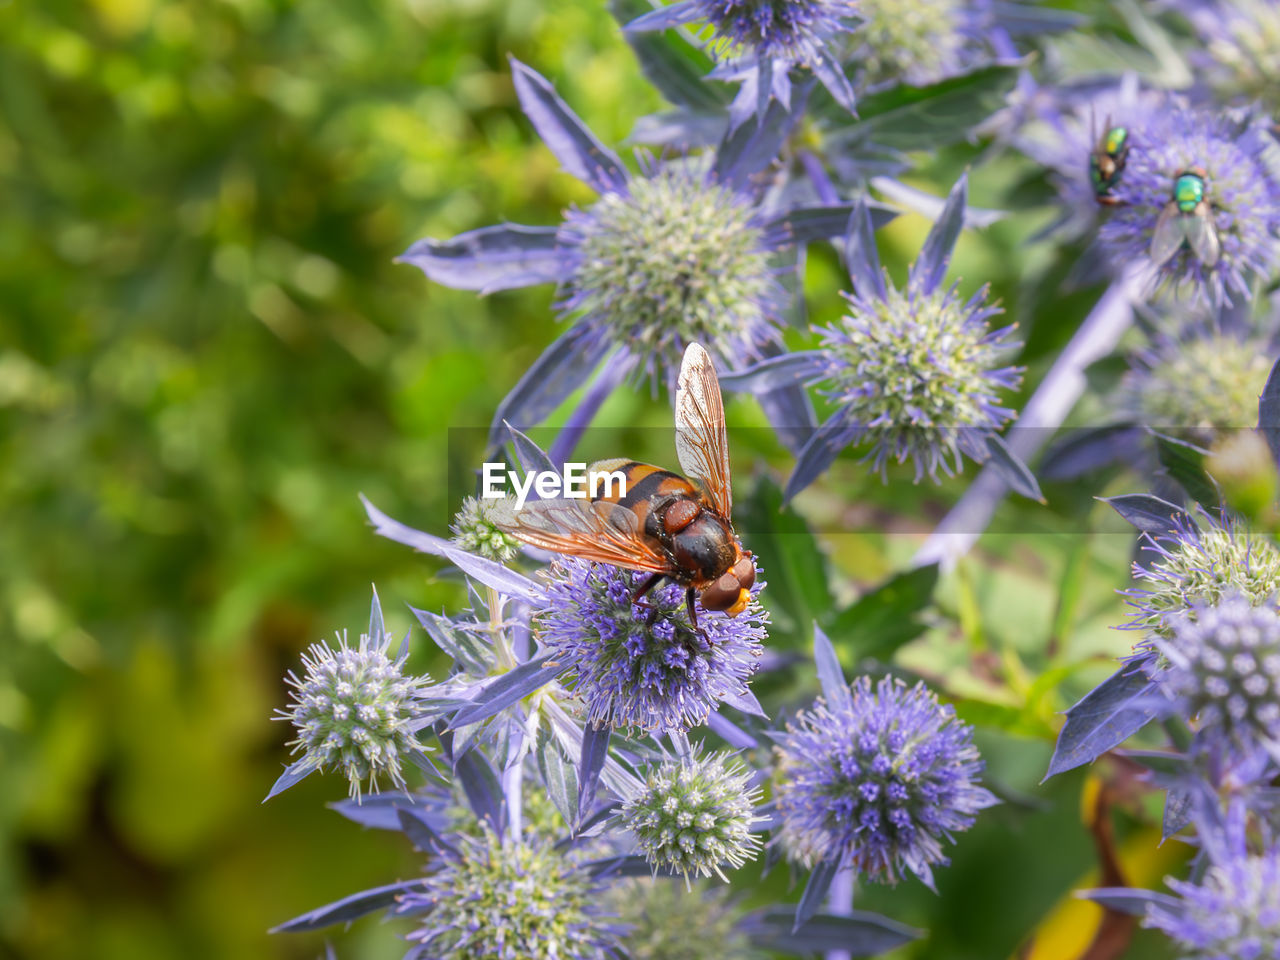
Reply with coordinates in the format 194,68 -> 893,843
912,262 -> 1151,569
502,720 -> 528,842
799,150 -> 840,205
824,866 -> 855,960
548,349 -> 636,466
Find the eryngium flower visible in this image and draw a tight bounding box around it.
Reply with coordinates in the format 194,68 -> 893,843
1097,103 -> 1280,303
624,0 -> 859,124
1125,513 -> 1280,642
451,495 -> 522,562
1170,0 -> 1280,118
279,627 -> 429,800
1118,326 -> 1272,444
621,749 -> 763,884
614,879 -> 762,960
773,675 -> 997,888
534,558 -> 766,733
1151,594 -> 1280,760
1143,839 -> 1280,959
403,829 -> 623,960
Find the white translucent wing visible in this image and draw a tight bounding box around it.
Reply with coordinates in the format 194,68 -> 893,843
674,342 -> 733,517
1184,208 -> 1222,267
1148,203 -> 1186,269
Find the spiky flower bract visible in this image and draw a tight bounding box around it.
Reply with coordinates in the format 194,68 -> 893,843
402,828 -> 624,960
1118,327 -> 1272,445
533,558 -> 766,733
1172,0 -> 1280,117
1097,103 -> 1280,303
557,160 -> 783,385
1143,834 -> 1280,959
278,626 -> 430,800
1125,513 -> 1280,642
621,749 -> 763,884
613,879 -> 762,960
773,675 -> 997,888
451,495 -> 522,562
1150,594 -> 1280,760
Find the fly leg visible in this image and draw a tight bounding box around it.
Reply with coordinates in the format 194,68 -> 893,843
631,572 -> 666,624
685,587 -> 699,633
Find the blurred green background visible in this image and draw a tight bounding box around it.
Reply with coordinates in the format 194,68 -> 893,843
0,0 -> 1186,956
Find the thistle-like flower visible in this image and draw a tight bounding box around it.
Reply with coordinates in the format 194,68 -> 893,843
623,0 -> 859,125
621,749 -> 764,885
1150,594 -> 1280,761
613,879 -> 762,960
773,675 -> 997,888
451,495 -> 522,562
1143,831 -> 1280,959
402,828 -> 624,960
727,177 -> 1022,499
1169,0 -> 1280,118
533,558 -> 767,734
1125,513 -> 1280,643
1096,103 -> 1280,303
278,616 -> 430,800
401,59 -> 886,446
1118,326 -> 1273,445
848,0 -> 1010,89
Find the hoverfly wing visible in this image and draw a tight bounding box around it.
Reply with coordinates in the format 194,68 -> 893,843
1148,202 -> 1186,269
1184,203 -> 1222,267
675,342 -> 733,518
491,496 -> 674,575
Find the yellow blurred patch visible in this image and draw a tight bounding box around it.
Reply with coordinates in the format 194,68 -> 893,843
89,0 -> 155,37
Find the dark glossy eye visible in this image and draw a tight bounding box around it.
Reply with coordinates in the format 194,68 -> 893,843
700,572 -> 741,611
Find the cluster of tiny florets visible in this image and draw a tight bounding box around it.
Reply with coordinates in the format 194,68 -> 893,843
613,879 -> 761,960
404,830 -> 623,960
694,0 -> 858,62
451,495 -> 522,562
621,750 -> 764,884
851,0 -> 964,86
559,164 -> 781,382
1152,594 -> 1280,758
773,676 -> 996,888
1175,0 -> 1280,116
1144,843 -> 1280,959
279,629 -> 429,800
1119,332 -> 1272,444
533,558 -> 767,733
818,279 -> 1022,481
1126,517 -> 1280,641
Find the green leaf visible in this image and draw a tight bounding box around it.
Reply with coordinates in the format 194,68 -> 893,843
821,563 -> 939,661
609,0 -> 729,112
1154,434 -> 1221,511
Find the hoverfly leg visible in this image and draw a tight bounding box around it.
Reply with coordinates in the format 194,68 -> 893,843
630,572 -> 666,623
685,586 -> 706,639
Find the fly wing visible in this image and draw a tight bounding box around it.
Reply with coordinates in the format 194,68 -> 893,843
1183,205 -> 1222,267
674,342 -> 733,518
490,496 -> 674,574
1148,202 -> 1186,269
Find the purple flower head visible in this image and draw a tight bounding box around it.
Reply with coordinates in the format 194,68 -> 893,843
401,59 -> 886,446
1123,511 -> 1280,648
625,0 -> 860,125
1167,0 -> 1280,117
772,675 -> 997,889
533,558 -> 767,734
1143,804 -> 1280,960
1149,593 -> 1280,764
766,177 -> 1022,500
401,827 -> 625,960
1097,103 -> 1280,304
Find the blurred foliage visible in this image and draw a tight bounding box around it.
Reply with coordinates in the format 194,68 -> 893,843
0,0 -> 1186,956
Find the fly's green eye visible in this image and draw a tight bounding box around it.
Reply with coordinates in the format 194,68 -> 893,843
1104,127 -> 1128,155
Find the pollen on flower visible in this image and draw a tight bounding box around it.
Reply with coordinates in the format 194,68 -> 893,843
279,627 -> 429,800
621,749 -> 764,885
773,675 -> 997,888
819,280 -> 1021,482
851,0 -> 963,86
403,829 -> 623,960
559,163 -> 781,381
450,494 -> 522,562
1119,332 -> 1272,444
532,558 -> 767,734
694,0 -> 858,62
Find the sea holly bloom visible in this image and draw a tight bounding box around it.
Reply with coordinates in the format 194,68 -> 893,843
1167,0 -> 1280,119
273,590 -> 432,801
620,748 -> 764,885
772,675 -> 997,888
613,879 -> 763,960
402,59 -> 893,447
1096,103 -> 1280,304
450,495 -> 522,563
1149,594 -> 1280,762
624,0 -> 859,127
533,558 -> 767,733
723,175 -> 1026,500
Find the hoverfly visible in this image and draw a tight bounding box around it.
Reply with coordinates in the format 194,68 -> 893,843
495,342 -> 754,631
1089,117 -> 1129,206
1149,165 -> 1222,269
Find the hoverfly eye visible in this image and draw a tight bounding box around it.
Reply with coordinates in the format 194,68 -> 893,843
700,573 -> 740,612
732,557 -> 755,591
